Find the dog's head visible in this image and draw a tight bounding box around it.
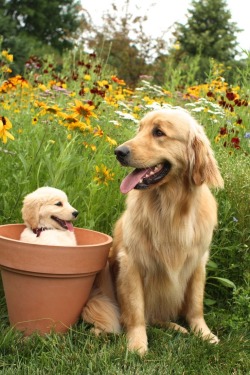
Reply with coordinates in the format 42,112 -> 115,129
114,109 -> 224,193
21,187 -> 78,231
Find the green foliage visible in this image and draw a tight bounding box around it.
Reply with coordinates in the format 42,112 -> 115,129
171,0 -> 242,81
0,0 -> 85,73
84,1 -> 168,88
4,0 -> 82,51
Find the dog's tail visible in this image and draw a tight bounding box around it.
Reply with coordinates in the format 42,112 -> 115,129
82,289 -> 121,335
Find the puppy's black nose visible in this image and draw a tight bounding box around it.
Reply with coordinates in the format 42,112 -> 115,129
72,211 -> 79,218
114,145 -> 130,165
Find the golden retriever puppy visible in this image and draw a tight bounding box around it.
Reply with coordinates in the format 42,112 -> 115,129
109,108 -> 224,355
20,187 -> 78,246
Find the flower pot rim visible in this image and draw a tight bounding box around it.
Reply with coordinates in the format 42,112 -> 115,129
0,223 -> 112,275
0,223 -> 112,248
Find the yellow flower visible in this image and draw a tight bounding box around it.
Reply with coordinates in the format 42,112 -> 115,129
93,125 -> 104,137
173,42 -> 180,50
35,101 -> 63,116
1,50 -> 13,62
1,66 -> 12,73
106,135 -> 117,146
9,75 -> 29,88
0,116 -> 14,143
94,164 -> 114,186
38,84 -> 48,91
32,117 -> 38,125
133,106 -> 141,112
97,80 -> 109,87
84,74 -> 91,81
70,100 -> 97,123
83,142 -> 96,151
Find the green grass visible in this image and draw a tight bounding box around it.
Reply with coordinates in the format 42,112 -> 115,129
0,50 -> 249,373
0,309 -> 249,375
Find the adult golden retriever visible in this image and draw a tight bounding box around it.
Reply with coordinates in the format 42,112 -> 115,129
83,108 -> 223,355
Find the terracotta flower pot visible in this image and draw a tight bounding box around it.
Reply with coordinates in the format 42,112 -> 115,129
0,223 -> 112,336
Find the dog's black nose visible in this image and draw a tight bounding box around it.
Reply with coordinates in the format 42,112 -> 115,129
72,211 -> 79,218
114,146 -> 130,165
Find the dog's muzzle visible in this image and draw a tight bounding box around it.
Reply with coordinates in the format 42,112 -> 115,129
114,145 -> 130,166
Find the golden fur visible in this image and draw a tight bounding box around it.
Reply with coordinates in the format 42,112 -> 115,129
82,108 -> 224,355
20,187 -> 78,246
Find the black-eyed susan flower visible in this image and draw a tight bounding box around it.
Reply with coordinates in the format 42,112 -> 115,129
93,125 -> 104,137
32,117 -> 38,125
70,100 -> 97,123
94,164 -> 114,186
35,101 -> 63,117
0,116 -> 14,143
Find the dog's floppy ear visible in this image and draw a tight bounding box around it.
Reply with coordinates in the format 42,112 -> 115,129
190,134 -> 224,188
21,195 -> 41,229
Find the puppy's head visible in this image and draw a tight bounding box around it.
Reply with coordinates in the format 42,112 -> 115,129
21,187 -> 78,231
114,108 -> 224,193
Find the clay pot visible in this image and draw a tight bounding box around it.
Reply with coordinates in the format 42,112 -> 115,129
0,223 -> 112,336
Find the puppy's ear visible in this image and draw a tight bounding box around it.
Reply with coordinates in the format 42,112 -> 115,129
21,196 -> 41,229
191,135 -> 224,188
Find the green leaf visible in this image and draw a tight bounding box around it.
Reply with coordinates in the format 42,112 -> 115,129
204,298 -> 216,306
207,259 -> 218,269
210,277 -> 236,289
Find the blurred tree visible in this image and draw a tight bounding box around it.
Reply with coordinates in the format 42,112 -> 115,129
84,1 -> 169,87
0,0 -> 87,73
170,0 -> 242,81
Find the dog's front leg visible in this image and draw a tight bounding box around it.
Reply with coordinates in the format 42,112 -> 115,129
117,252 -> 148,355
183,258 -> 219,344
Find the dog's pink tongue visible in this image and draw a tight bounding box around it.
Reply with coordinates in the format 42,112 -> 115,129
66,221 -> 74,232
120,168 -> 150,194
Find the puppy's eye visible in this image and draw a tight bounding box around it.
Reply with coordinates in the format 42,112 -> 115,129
153,128 -> 165,137
55,201 -> 63,207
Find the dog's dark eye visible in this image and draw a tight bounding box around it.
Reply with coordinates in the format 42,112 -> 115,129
153,128 -> 165,137
55,202 -> 63,207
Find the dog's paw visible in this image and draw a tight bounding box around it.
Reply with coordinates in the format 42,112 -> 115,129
168,322 -> 188,334
90,327 -> 103,336
204,332 -> 220,344
189,318 -> 219,344
128,338 -> 148,356
127,326 -> 148,356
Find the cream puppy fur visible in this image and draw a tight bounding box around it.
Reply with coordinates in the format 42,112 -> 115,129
20,187 -> 78,246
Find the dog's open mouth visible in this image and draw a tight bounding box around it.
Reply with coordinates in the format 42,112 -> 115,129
120,162 -> 171,194
51,216 -> 74,231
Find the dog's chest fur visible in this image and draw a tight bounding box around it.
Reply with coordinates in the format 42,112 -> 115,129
121,188 -> 213,322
